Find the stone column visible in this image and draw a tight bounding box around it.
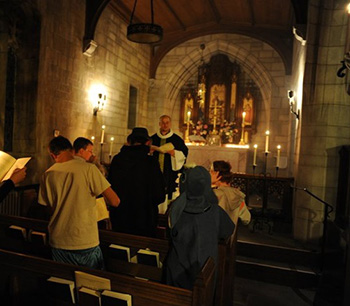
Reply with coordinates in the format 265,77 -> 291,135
294,0 -> 350,243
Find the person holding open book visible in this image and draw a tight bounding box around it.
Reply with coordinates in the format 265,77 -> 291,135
151,115 -> 188,205
38,136 -> 120,269
0,167 -> 26,203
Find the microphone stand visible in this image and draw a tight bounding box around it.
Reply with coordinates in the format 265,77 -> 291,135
292,186 -> 334,272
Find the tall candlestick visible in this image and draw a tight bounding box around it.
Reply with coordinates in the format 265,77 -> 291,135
213,98 -> 217,133
276,145 -> 281,168
109,137 -> 114,156
265,130 -> 270,152
253,144 -> 258,166
101,125 -> 105,143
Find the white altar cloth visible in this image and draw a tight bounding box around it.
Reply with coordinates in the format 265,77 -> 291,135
185,143 -> 249,173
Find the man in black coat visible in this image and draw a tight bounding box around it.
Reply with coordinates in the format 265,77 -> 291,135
151,115 -> 188,201
108,127 -> 165,237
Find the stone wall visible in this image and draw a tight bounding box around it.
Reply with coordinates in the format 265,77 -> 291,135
294,0 -> 350,242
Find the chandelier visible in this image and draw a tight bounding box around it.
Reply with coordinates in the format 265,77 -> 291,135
127,0 -> 163,44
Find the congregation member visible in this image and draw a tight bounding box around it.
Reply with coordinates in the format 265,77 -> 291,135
73,136 -> 107,176
165,166 -> 234,290
210,160 -> 251,225
108,127 -> 165,237
151,115 -> 188,204
0,167 -> 26,203
38,136 -> 120,269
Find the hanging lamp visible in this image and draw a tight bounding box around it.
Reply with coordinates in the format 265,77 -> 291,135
127,0 -> 163,44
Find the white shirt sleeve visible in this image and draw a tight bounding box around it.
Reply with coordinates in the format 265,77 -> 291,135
171,150 -> 186,171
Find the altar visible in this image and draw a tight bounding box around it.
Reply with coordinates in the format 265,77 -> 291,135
185,143 -> 249,173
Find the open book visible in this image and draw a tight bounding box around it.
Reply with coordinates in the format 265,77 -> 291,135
0,151 -> 31,182
96,197 -> 109,221
152,142 -> 174,154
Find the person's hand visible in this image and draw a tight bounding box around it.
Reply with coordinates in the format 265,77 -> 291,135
10,167 -> 27,184
88,154 -> 98,164
167,149 -> 175,157
150,145 -> 158,154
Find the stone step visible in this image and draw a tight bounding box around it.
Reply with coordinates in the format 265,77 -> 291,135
237,239 -> 321,269
236,256 -> 320,288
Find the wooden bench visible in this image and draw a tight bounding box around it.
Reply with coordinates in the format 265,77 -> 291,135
0,248 -> 215,306
0,213 -> 238,306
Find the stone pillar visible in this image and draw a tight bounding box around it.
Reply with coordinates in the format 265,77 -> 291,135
294,0 -> 350,243
0,10 -> 8,149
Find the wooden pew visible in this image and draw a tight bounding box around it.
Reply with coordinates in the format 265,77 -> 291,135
0,213 -> 238,306
0,248 -> 215,306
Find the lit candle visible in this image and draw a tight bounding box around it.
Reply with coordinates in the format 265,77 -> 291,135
265,130 -> 270,152
109,137 -> 114,156
91,136 -> 95,144
242,111 -> 246,126
101,125 -> 105,143
276,145 -> 281,168
253,144 -> 258,166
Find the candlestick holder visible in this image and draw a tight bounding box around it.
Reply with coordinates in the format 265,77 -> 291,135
275,166 -> 279,177
100,143 -> 104,162
252,164 -> 256,175
238,124 -> 245,145
109,154 -> 112,163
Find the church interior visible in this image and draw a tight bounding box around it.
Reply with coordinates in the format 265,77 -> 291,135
0,0 -> 350,305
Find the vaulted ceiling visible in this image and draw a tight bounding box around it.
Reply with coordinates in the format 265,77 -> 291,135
85,0 -> 308,76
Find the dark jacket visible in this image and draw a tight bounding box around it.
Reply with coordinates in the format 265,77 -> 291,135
107,145 -> 165,237
0,179 -> 15,203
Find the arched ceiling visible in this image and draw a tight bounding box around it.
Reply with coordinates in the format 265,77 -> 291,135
85,0 -> 308,77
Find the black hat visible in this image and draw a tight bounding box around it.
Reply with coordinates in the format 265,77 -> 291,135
129,127 -> 150,140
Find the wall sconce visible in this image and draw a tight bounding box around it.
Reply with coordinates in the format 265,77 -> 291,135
93,93 -> 106,116
288,90 -> 299,120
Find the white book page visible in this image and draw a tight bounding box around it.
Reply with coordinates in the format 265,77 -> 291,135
0,151 -> 16,181
2,157 -> 31,181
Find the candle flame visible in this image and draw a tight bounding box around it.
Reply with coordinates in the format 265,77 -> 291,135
254,144 -> 258,148
111,137 -> 114,141
102,125 -> 105,129
91,136 -> 95,140
265,130 -> 270,135
277,145 -> 281,150
347,3 -> 350,14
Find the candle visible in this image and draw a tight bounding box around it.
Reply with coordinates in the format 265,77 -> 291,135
187,111 -> 191,123
242,112 -> 246,126
265,130 -> 270,152
109,137 -> 114,156
276,145 -> 281,168
253,144 -> 258,166
91,136 -> 95,144
101,125 -> 105,143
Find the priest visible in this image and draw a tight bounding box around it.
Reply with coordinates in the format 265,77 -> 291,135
151,115 -> 188,205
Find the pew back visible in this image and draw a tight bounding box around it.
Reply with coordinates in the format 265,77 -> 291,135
0,213 -> 237,306
0,248 -> 215,306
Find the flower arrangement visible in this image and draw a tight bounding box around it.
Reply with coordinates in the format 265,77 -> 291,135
219,120 -> 239,143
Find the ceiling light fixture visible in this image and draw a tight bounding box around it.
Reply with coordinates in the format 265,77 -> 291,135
127,0 -> 163,44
